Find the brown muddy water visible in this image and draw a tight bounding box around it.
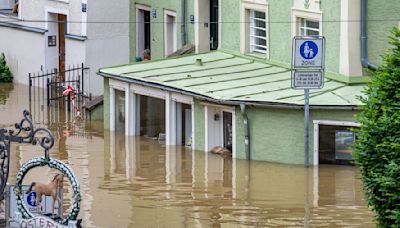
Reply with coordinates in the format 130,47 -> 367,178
0,83 -> 374,227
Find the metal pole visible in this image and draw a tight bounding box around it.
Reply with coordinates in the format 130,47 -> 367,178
67,93 -> 71,113
47,78 -> 50,106
28,73 -> 32,105
304,89 -> 310,167
81,62 -> 84,101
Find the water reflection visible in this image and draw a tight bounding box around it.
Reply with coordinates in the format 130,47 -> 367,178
0,83 -> 374,227
101,132 -> 374,227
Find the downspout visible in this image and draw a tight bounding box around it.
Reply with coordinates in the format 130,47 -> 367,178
181,0 -> 187,46
240,103 -> 251,160
360,0 -> 378,70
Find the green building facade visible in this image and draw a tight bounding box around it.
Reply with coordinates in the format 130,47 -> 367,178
129,0 -> 195,61
100,0 -> 399,165
130,0 -> 400,79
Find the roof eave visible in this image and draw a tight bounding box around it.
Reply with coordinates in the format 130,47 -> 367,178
98,71 -> 360,111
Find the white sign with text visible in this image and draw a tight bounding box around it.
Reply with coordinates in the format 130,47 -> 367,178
292,71 -> 324,89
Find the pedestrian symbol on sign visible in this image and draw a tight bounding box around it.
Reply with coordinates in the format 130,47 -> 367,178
27,192 -> 36,207
300,41 -> 318,60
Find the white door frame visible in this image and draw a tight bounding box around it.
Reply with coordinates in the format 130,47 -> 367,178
136,4 -> 151,58
109,79 -> 130,135
313,120 -> 361,166
164,9 -> 177,57
204,103 -> 236,158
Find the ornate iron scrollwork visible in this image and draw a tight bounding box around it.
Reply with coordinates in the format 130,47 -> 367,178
0,110 -> 55,200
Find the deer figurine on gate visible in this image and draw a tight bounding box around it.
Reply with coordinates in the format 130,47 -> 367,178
26,173 -> 64,216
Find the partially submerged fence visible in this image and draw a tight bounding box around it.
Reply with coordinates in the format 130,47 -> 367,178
28,64 -> 91,122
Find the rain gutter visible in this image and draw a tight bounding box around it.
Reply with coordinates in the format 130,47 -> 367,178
98,71 -> 360,111
240,103 -> 251,160
360,0 -> 378,70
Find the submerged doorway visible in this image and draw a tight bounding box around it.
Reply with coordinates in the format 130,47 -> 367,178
223,111 -> 233,152
137,95 -> 166,139
176,103 -> 192,147
314,120 -> 360,165
205,106 -> 235,155
115,90 -> 126,133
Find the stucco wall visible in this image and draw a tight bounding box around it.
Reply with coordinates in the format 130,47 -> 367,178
235,107 -> 359,164
129,0 -> 195,62
19,0 -> 83,35
220,0 -> 341,73
193,101 -> 358,164
219,0 -> 400,76
367,0 -> 400,65
65,38 -> 86,67
85,36 -> 129,95
219,0 -> 240,52
0,27 -> 45,84
321,0 -> 341,73
86,0 -> 130,96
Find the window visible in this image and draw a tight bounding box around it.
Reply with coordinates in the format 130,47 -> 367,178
297,18 -> 320,36
250,10 -> 267,54
335,131 -> 355,161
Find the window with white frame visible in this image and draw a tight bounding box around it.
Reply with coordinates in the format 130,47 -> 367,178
249,10 -> 267,54
297,17 -> 320,36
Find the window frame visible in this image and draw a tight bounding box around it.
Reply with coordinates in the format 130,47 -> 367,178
163,9 -> 177,57
249,10 -> 268,54
291,9 -> 322,38
297,17 -> 320,36
240,1 -> 269,59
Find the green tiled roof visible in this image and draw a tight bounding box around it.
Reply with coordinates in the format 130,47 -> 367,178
99,51 -> 365,107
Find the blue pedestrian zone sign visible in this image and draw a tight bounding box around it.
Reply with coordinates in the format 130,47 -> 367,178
27,192 -> 36,207
300,41 -> 318,60
293,37 -> 325,69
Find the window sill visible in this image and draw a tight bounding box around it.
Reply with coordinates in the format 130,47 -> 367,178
245,52 -> 268,60
50,0 -> 69,4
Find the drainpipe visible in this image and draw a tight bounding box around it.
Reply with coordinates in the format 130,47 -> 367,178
240,103 -> 251,160
181,0 -> 187,46
360,0 -> 378,70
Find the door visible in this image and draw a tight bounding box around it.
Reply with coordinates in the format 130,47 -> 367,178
144,11 -> 151,51
210,0 -> 219,50
58,14 -> 66,80
223,112 -> 233,152
136,8 -> 151,59
164,13 -> 176,56
184,109 -> 192,146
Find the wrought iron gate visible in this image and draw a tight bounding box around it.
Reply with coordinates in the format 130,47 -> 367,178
0,110 -> 55,201
28,64 -> 90,121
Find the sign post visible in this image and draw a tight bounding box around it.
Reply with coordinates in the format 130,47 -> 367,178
291,36 -> 325,167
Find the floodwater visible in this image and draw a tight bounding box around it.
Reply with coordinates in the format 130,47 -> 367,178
0,83 -> 375,227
